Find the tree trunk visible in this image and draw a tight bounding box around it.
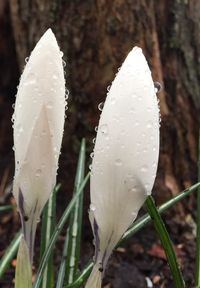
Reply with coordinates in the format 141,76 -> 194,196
9,0 -> 200,196
3,0 -> 200,286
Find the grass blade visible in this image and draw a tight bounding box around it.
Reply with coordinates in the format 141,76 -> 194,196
145,195 -> 185,288
40,185 -> 59,288
0,205 -> 15,212
0,231 -> 22,278
33,172 -> 90,288
195,131 -> 200,287
56,139 -> 86,288
64,182 -> 199,288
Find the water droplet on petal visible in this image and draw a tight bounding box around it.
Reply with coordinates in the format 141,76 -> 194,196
131,211 -> 137,218
92,138 -> 96,144
107,85 -> 111,92
62,60 -> 66,67
98,102 -> 104,111
115,159 -> 122,166
90,203 -> 96,211
47,102 -> 53,110
130,186 -> 137,193
141,165 -> 147,173
99,124 -> 108,135
154,81 -> 162,93
95,126 -> 98,132
147,122 -> 152,129
65,90 -> 69,100
35,169 -> 42,177
110,97 -> 115,105
90,152 -> 94,159
52,74 -> 58,80
25,57 -> 29,63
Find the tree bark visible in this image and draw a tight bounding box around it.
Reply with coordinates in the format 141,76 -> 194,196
9,0 -> 200,199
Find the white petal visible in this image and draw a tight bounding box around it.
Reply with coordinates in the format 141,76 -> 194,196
13,28 -> 65,207
87,47 -> 160,286
12,29 -> 66,259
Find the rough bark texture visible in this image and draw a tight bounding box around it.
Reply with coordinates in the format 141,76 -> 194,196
8,0 -> 200,200
0,0 -> 200,287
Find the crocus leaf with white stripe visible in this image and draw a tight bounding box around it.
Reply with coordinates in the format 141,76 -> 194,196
12,29 -> 66,262
86,47 -> 160,287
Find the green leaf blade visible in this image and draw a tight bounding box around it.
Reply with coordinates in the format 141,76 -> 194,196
56,139 -> 86,288
145,195 -> 185,288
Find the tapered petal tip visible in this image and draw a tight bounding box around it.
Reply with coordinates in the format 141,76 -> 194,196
36,28 -> 59,51
43,28 -> 55,40
125,46 -> 150,72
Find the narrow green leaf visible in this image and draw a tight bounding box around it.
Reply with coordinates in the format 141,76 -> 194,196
0,231 -> 22,278
56,139 -> 86,288
65,182 -> 199,288
15,237 -> 32,288
40,185 -> 58,288
0,205 -> 15,212
33,172 -> 90,288
145,195 -> 185,288
195,131 -> 200,287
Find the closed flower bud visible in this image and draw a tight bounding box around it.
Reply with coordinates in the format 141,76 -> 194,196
86,47 -> 160,287
12,29 -> 66,262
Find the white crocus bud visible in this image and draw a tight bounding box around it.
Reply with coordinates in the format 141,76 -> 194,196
86,47 -> 160,287
12,29 -> 66,262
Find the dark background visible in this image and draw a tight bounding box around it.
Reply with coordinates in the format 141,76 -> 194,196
0,0 -> 200,287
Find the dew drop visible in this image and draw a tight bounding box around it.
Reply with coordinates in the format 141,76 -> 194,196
154,81 -> 162,93
18,125 -> 24,133
98,102 -> 104,111
115,159 -> 122,166
141,165 -> 147,173
89,164 -> 92,171
90,152 -> 94,159
12,103 -> 15,110
110,97 -> 115,105
35,169 -> 42,177
130,187 -> 137,193
99,124 -> 108,135
47,102 -> 52,109
62,60 -> 66,67
147,122 -> 152,129
92,138 -> 96,144
25,57 -> 29,63
11,114 -> 15,123
95,126 -> 98,132
52,74 -> 58,80
90,203 -> 96,211
65,90 -> 69,100
131,211 -> 137,218
107,85 -> 111,92
41,130 -> 46,136
60,51 -> 64,57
